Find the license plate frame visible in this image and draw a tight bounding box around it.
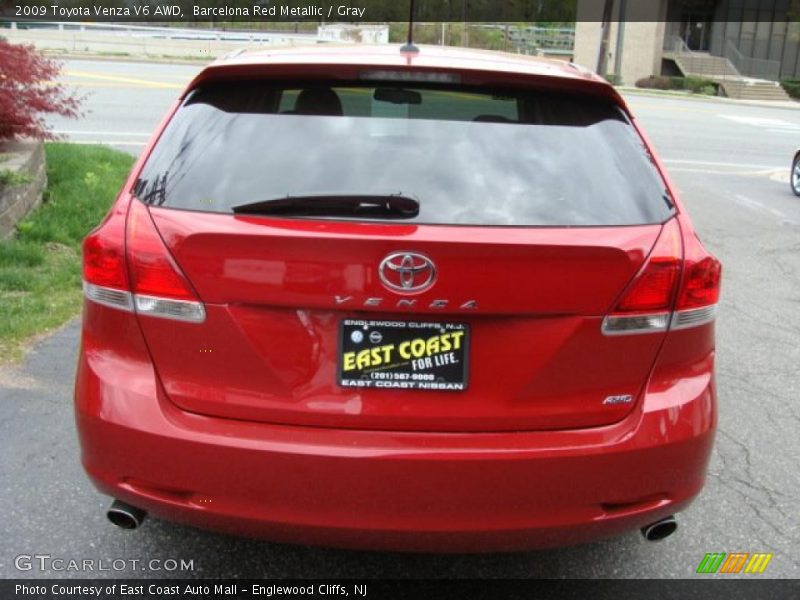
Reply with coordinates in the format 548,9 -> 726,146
338,319 -> 469,391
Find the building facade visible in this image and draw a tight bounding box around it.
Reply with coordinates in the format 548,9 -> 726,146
574,0 -> 799,84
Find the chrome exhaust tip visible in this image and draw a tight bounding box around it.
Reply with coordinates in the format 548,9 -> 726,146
641,515 -> 677,541
107,499 -> 146,530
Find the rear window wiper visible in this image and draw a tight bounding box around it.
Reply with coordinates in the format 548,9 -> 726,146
232,193 -> 420,219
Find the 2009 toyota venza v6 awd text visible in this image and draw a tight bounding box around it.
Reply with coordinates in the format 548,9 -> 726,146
74,44 -> 721,552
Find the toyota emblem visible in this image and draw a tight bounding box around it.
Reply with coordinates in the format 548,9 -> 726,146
379,252 -> 436,293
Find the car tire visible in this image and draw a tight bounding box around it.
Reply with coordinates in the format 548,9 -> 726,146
792,154 -> 800,197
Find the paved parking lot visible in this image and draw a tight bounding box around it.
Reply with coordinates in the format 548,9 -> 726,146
1,60 -> 799,579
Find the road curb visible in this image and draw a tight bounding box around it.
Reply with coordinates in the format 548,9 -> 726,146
619,86 -> 800,111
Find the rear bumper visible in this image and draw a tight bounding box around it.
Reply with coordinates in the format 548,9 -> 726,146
75,316 -> 716,552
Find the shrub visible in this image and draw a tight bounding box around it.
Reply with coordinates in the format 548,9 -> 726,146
636,75 -> 717,95
0,170 -> 33,187
0,40 -> 81,141
781,79 -> 800,99
635,76 -> 672,90
684,76 -> 718,94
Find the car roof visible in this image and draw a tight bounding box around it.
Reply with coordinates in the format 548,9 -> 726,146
185,44 -> 622,106
210,44 -> 601,82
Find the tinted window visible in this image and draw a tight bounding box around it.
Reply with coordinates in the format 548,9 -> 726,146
135,81 -> 673,226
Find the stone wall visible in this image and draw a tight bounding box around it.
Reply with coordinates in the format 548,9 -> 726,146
0,140 -> 47,238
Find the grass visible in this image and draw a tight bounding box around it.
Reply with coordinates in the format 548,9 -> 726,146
0,170 -> 33,187
0,143 -> 134,362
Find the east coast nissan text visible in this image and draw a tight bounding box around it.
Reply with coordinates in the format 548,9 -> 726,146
75,45 -> 721,552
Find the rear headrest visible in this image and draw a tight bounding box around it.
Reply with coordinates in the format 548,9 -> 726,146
295,88 -> 344,116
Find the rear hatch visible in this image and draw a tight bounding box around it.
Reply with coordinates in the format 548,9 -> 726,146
131,77 -> 675,432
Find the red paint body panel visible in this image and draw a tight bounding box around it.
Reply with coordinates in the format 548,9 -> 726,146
151,208 -> 659,313
74,45 -> 718,551
76,300 -> 715,551
143,207 -> 664,431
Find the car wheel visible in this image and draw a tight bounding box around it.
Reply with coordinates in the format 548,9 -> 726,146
792,155 -> 800,197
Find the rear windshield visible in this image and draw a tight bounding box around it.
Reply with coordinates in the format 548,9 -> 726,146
134,81 -> 674,226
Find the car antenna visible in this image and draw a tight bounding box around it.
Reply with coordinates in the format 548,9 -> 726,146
400,0 -> 419,53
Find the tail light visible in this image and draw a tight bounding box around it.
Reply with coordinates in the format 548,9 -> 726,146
602,219 -> 720,335
82,203 -> 133,312
126,199 -> 205,322
82,196 -> 205,323
672,232 -> 722,329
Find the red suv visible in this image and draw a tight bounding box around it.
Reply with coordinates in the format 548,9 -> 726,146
75,45 -> 720,552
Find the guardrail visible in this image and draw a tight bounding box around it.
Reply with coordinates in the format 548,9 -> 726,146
663,35 -> 738,80
1,20 -> 318,43
663,34 -> 782,82
662,34 -> 697,55
477,24 -> 575,54
724,40 -> 781,81
0,20 -> 325,59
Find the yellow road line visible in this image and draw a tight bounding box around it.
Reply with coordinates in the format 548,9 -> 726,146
57,81 -> 182,90
64,70 -> 185,89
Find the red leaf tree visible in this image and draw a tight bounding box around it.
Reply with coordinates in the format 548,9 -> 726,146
0,39 -> 81,141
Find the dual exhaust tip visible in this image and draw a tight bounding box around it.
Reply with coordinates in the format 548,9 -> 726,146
107,499 -> 677,543
641,515 -> 677,542
107,499 -> 146,530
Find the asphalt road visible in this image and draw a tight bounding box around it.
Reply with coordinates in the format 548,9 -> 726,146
1,59 -> 799,579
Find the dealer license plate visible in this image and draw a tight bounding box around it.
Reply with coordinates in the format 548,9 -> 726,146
338,319 -> 469,391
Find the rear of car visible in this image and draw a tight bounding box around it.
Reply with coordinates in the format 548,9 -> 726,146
75,46 -> 720,551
